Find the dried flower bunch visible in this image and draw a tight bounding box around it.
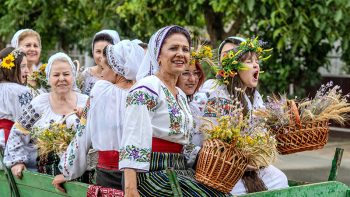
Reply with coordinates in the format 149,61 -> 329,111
254,94 -> 291,129
255,81 -> 350,131
236,118 -> 278,168
200,95 -> 277,168
299,81 -> 350,124
190,44 -> 213,66
30,123 -> 76,158
200,97 -> 245,144
28,63 -> 50,90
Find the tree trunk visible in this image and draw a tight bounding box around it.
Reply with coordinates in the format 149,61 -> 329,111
202,1 -> 224,47
202,1 -> 244,47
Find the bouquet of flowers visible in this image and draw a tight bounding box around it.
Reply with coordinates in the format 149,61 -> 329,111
28,63 -> 50,90
31,123 -> 76,159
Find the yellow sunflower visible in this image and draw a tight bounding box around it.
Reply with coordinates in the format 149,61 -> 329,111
1,54 -> 15,69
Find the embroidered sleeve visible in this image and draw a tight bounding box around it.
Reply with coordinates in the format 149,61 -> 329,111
3,127 -> 32,167
119,86 -> 158,171
126,86 -> 158,111
59,99 -> 91,180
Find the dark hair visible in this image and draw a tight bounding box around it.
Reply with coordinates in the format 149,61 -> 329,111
160,26 -> 191,54
0,47 -> 26,84
227,51 -> 258,116
138,43 -> 148,49
92,33 -> 114,56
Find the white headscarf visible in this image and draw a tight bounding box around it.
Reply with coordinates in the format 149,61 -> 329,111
217,36 -> 246,61
136,25 -> 190,81
45,52 -> 78,90
106,40 -> 145,80
11,29 -> 41,48
91,30 -> 120,54
131,39 -> 143,45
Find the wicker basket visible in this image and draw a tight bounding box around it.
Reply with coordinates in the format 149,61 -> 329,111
272,100 -> 330,155
195,139 -> 248,193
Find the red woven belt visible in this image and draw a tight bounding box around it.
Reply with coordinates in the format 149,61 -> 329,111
97,138 -> 183,170
97,150 -> 119,170
0,119 -> 14,145
152,137 -> 183,153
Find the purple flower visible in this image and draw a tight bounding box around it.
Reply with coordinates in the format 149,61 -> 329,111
131,149 -> 140,159
171,107 -> 179,115
137,94 -> 145,103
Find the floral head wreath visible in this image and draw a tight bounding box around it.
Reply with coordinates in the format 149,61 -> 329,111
215,36 -> 272,85
0,48 -> 22,70
190,44 -> 214,66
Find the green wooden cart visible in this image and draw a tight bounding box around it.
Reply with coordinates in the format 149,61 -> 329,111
1,148 -> 349,197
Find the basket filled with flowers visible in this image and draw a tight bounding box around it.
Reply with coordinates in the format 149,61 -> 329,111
255,82 -> 350,155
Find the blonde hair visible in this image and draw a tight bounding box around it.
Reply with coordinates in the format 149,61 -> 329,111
18,30 -> 41,47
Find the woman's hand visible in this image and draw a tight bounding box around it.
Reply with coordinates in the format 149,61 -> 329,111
246,164 -> 258,171
124,169 -> 140,197
52,174 -> 66,193
74,107 -> 84,119
11,163 -> 26,179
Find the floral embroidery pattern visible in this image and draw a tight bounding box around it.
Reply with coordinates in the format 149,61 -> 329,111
204,97 -> 233,117
119,145 -> 151,162
18,92 -> 33,107
161,86 -> 183,135
126,89 -> 158,112
107,45 -> 125,76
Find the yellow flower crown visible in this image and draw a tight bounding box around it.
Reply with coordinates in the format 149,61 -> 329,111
190,44 -> 213,66
215,37 -> 272,85
0,49 -> 22,70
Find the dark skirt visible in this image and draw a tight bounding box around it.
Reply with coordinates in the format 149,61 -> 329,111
136,152 -> 231,197
95,167 -> 123,190
37,152 -> 95,184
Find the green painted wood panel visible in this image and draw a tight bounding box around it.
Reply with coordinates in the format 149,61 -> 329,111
241,181 -> 350,197
0,170 -> 88,196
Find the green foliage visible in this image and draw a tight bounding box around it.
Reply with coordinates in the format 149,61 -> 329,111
0,0 -> 349,97
0,0 -> 123,60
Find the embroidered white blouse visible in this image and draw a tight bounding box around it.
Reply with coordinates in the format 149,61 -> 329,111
80,67 -> 100,95
3,92 -> 88,170
119,75 -> 193,172
59,80 -> 128,180
0,83 -> 33,148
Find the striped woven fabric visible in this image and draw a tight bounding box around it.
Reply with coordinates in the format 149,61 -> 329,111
136,152 -> 231,197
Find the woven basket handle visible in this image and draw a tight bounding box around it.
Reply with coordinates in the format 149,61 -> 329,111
287,100 -> 301,128
59,111 -> 77,125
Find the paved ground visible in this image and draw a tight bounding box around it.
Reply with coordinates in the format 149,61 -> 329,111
275,131 -> 350,185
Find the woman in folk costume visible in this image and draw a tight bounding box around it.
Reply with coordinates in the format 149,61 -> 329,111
195,36 -> 288,195
0,47 -> 31,148
52,40 -> 144,192
121,25 -> 229,197
79,30 -> 120,95
176,50 -> 206,168
4,52 -> 88,179
11,29 -> 42,73
10,29 -> 48,96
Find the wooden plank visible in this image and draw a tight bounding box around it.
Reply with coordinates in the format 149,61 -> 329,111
328,148 -> 344,181
0,170 -> 89,197
241,181 -> 350,197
